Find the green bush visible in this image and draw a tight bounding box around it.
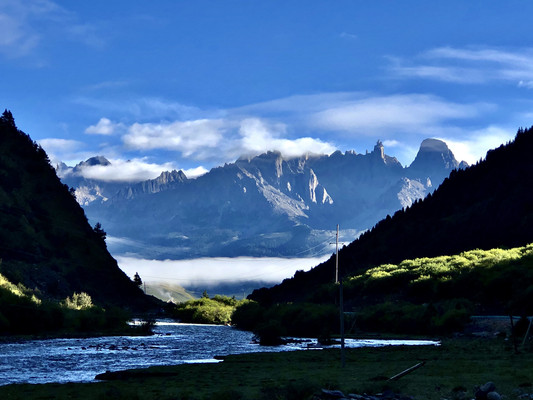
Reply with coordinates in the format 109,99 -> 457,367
171,295 -> 248,325
234,301 -> 339,341
355,299 -> 472,335
432,308 -> 470,333
62,292 -> 94,310
232,300 -> 264,331
272,303 -> 338,338
254,320 -> 285,345
0,284 -> 133,336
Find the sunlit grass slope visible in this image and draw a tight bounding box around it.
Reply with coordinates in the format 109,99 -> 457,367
345,244 -> 533,312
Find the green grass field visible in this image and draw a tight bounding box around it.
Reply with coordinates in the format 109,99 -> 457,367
1,337 -> 532,399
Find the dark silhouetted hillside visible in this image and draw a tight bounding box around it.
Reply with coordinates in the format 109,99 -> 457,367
0,110 -> 157,311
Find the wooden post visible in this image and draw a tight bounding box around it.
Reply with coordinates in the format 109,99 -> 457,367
522,317 -> 533,347
510,315 -> 518,353
340,276 -> 345,368
335,224 -> 339,284
388,362 -> 425,381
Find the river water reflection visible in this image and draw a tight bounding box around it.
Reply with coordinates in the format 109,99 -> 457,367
0,321 -> 438,386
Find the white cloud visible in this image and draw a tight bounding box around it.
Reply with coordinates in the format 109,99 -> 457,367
234,92 -> 361,116
83,80 -> 130,92
382,139 -> 400,147
63,93 -> 510,174
0,14 -> 39,57
123,119 -> 227,158
391,46 -> 533,87
340,32 -> 358,40
75,158 -> 179,182
121,116 -> 336,162
0,0 -> 50,57
312,94 -> 484,134
183,166 -> 209,179
438,126 -> 515,164
391,63 -> 486,84
427,47 -> 531,65
38,138 -> 85,165
518,80 -> 533,89
66,23 -> 105,49
85,117 -> 123,135
239,118 -> 336,157
73,96 -> 207,121
0,0 -> 103,59
38,137 -> 83,152
116,255 -> 331,286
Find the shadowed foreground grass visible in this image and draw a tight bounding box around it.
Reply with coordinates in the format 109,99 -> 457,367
1,338 -> 532,399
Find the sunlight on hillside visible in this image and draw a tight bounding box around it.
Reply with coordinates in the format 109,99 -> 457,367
351,244 -> 533,285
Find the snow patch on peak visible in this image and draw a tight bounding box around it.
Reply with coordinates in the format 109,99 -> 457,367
309,169 -> 319,203
396,177 -> 428,208
75,185 -> 108,206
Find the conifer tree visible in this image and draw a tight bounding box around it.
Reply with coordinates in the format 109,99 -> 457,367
133,272 -> 143,288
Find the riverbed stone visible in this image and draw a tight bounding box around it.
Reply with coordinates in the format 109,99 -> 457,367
481,382 -> 496,393
318,389 -> 412,400
475,382 -> 499,399
486,392 -> 501,400
321,389 -> 347,398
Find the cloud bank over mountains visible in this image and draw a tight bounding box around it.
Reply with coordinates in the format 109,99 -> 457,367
41,89 -> 514,183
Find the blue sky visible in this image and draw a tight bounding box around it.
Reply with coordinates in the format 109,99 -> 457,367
2,0 -> 533,181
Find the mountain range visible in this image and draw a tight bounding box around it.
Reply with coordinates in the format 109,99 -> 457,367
59,138 -> 467,259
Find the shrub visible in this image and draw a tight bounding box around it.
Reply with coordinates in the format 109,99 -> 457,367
254,320 -> 285,345
432,308 -> 471,333
171,295 -> 248,325
232,300 -> 263,330
63,292 -> 94,310
355,299 -> 472,335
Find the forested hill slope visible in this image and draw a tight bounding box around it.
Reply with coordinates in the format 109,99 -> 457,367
0,111 -> 155,310
250,126 -> 533,304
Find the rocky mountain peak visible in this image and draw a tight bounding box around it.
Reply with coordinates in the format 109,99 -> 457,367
373,140 -> 385,159
71,156 -> 111,175
407,138 -> 468,184
76,156 -> 111,168
410,139 -> 458,170
369,140 -> 402,167
458,160 -> 469,170
156,169 -> 187,184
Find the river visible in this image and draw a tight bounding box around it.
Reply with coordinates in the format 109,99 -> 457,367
0,321 -> 438,386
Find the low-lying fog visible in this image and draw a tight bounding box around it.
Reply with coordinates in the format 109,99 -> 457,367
117,255 -> 331,288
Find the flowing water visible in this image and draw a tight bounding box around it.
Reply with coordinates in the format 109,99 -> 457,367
0,321 -> 438,386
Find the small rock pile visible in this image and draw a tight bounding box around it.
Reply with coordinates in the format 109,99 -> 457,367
314,388 -> 413,400
474,382 -> 501,400
315,381 -> 506,400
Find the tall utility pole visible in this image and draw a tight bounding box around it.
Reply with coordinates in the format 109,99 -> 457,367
335,224 -> 339,284
335,224 -> 345,368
